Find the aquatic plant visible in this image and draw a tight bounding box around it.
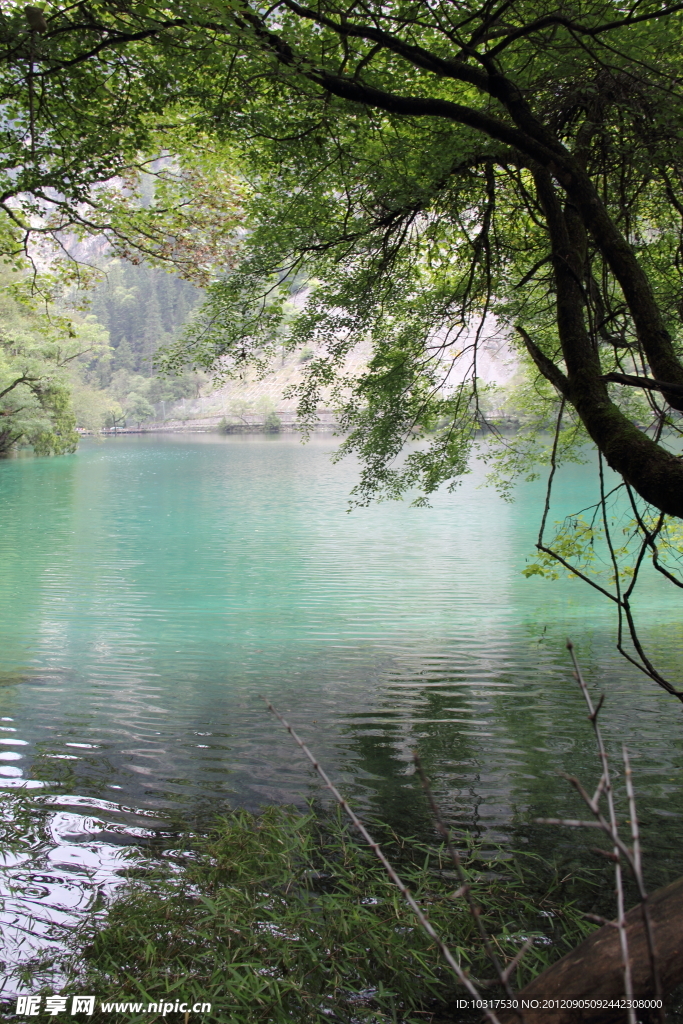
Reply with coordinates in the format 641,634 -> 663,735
49,807 -> 594,1024
4,648 -> 675,1022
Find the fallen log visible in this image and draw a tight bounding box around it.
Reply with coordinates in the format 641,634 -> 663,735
496,876 -> 683,1024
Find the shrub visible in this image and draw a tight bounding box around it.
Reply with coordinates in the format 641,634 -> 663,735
263,410 -> 281,432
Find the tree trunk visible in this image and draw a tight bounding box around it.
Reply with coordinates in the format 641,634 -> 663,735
530,169 -> 683,520
496,876 -> 683,1024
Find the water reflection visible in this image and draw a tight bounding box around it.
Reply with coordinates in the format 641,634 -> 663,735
0,789 -> 166,997
0,435 -> 682,988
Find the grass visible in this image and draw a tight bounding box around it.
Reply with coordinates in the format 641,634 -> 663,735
15,804 -> 601,1024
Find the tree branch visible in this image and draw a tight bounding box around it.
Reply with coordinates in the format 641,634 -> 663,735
487,3 -> 683,58
602,371 -> 683,399
0,374 -> 40,401
282,0 -> 492,91
516,326 -> 570,398
234,10 -> 562,165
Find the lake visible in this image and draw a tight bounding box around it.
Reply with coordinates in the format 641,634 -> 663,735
1,433 -> 682,984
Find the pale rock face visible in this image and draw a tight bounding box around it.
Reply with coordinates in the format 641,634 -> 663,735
138,307 -> 519,432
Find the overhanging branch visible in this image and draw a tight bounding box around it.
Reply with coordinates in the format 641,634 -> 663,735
516,325 -> 570,398
0,374 -> 40,401
602,371 -> 683,399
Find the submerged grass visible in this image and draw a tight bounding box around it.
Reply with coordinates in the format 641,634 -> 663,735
30,804 -> 600,1024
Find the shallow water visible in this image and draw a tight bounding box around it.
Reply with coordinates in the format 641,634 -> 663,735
1,434 -> 682,988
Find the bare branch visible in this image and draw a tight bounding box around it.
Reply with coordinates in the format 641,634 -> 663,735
602,371 -> 683,399
623,745 -> 665,1019
262,697 -> 503,1023
413,751 -> 526,1018
566,642 -> 635,1021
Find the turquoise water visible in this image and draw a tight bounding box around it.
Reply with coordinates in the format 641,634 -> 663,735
1,435 -> 682,880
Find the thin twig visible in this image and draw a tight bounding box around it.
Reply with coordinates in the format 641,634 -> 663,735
537,396 -> 565,547
262,697 -> 503,1024
413,751 -> 526,1021
623,745 -> 664,1020
501,938 -> 534,985
623,747 -> 641,881
567,641 -> 636,1023
541,646 -> 664,1019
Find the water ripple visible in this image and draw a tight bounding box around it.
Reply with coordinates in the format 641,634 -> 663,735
0,435 -> 682,988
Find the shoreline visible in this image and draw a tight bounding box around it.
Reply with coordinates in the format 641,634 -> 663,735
81,413 -> 522,437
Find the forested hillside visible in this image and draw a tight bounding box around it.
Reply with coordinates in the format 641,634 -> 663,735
0,259 -> 207,446
89,262 -> 200,383
76,261 -> 206,429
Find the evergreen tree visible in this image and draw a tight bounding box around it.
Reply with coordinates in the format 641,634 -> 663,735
138,286 -> 166,372
88,261 -> 202,381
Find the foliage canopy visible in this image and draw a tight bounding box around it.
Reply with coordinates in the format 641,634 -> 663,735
5,0 -> 683,690
0,279 -> 107,455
